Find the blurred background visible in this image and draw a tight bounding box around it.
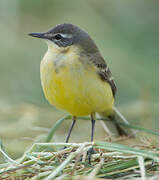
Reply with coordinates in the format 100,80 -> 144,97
0,0 -> 159,160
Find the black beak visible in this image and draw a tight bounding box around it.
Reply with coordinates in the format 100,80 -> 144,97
28,32 -> 46,39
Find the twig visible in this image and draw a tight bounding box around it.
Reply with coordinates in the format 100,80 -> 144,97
31,171 -> 52,180
89,158 -> 104,178
137,156 -> 146,180
0,165 -> 31,175
19,142 -> 92,163
44,143 -> 88,180
55,174 -> 68,180
33,142 -> 93,148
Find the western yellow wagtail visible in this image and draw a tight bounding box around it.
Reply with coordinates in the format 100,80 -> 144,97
29,24 -> 134,161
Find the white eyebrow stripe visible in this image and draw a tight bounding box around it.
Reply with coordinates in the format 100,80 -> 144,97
59,33 -> 72,38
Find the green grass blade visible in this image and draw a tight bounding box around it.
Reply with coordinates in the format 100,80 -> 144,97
95,141 -> 159,162
99,159 -> 138,174
78,116 -> 159,137
45,115 -> 71,142
0,140 -> 19,164
118,122 -> 159,136
98,159 -> 153,178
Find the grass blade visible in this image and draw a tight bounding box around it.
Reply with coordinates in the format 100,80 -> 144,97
0,140 -> 19,164
95,141 -> 159,162
78,117 -> 159,137
118,122 -> 159,137
44,143 -> 87,180
45,115 -> 71,142
137,156 -> 146,180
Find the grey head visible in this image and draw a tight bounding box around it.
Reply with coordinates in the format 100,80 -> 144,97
29,23 -> 99,53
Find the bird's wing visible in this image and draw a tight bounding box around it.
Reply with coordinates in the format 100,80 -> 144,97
88,52 -> 117,97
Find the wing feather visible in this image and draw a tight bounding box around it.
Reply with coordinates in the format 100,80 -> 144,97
88,52 -> 117,97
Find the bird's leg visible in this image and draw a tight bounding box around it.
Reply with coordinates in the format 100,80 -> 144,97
63,116 -> 76,155
91,115 -> 96,142
88,113 -> 96,164
65,116 -> 76,143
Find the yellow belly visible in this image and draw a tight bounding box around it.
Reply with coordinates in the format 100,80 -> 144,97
40,50 -> 114,116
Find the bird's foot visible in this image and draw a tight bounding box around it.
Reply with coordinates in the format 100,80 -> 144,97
87,147 -> 96,164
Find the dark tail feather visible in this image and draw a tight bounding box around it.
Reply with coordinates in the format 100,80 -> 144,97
108,115 -> 130,136
98,107 -> 136,137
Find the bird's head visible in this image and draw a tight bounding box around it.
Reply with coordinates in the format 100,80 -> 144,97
29,23 -> 98,54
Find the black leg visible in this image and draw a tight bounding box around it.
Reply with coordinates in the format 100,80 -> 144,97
65,116 -> 76,143
91,116 -> 96,142
88,114 -> 96,164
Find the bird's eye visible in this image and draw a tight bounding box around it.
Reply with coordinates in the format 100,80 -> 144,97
54,34 -> 62,40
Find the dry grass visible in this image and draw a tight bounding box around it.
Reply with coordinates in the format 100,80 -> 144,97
0,115 -> 159,180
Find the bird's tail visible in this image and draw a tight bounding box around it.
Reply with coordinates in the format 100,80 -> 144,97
98,107 -> 136,137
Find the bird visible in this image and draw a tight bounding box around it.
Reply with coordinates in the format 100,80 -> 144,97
29,23 -> 135,162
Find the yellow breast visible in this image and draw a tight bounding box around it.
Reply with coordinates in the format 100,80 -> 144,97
40,45 -> 114,116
